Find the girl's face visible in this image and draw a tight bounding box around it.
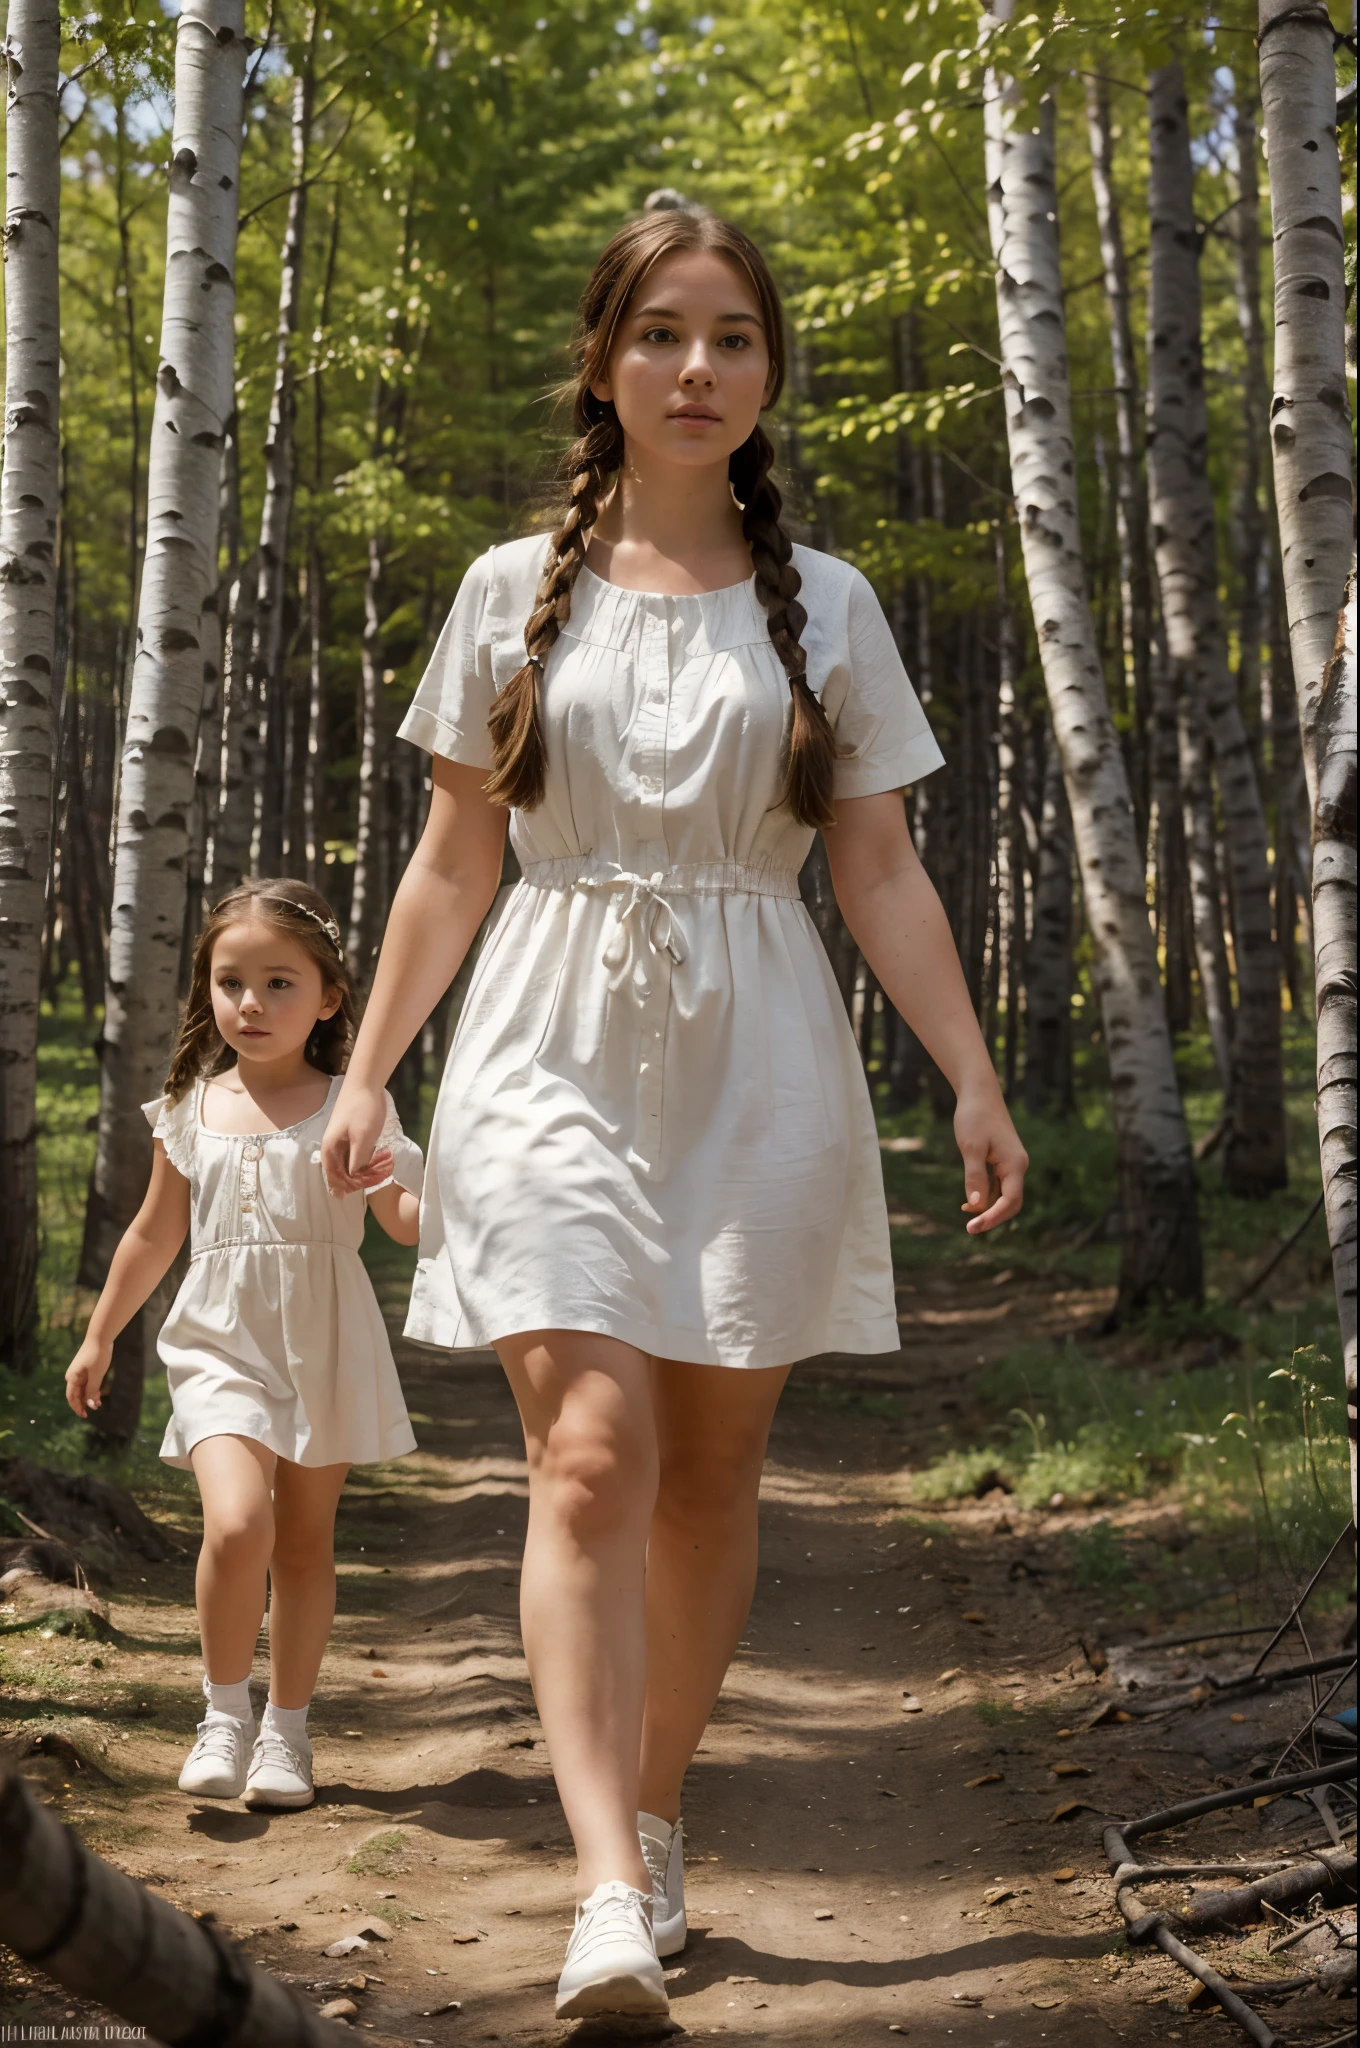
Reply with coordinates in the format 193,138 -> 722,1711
590,249 -> 773,471
209,917 -> 340,1066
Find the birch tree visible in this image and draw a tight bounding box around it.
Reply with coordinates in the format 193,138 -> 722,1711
250,3 -> 319,876
0,0 -> 61,1365
80,0 -> 247,1433
1146,61 -> 1287,1197
1258,0 -> 1357,1505
982,3 -> 1202,1315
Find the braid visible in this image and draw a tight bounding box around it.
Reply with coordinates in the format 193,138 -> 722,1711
732,426 -> 839,830
485,414 -> 623,809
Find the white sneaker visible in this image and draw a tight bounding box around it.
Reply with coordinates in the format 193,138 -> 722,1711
178,1712 -> 254,1799
638,1810 -> 687,1957
242,1726 -> 314,1809
554,1881 -> 668,2019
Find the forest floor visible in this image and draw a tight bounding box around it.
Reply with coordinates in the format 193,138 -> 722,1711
2,995 -> 1353,2044
2,1230 -> 1354,2047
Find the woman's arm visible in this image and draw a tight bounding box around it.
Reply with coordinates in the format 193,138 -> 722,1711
323,755 -> 507,1193
65,1145 -> 191,1416
824,789 -> 1028,1233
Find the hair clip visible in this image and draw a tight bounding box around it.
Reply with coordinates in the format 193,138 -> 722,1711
264,896 -> 343,953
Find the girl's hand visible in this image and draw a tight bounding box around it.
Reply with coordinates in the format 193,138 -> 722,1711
321,1083 -> 391,1196
954,1087 -> 1028,1234
66,1338 -> 113,1418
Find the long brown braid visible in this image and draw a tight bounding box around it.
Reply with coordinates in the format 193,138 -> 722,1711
485,209 -> 839,826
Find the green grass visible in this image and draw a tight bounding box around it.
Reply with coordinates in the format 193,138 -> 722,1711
345,1828 -> 408,1878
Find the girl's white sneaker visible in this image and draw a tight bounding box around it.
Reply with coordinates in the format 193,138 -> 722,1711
638,1810 -> 687,1957
242,1726 -> 314,1809
554,1881 -> 668,2019
178,1712 -> 254,1799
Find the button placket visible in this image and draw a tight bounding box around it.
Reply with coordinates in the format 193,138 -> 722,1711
239,1136 -> 264,1237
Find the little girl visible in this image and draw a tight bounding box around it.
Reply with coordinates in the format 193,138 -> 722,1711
66,878 -> 423,1811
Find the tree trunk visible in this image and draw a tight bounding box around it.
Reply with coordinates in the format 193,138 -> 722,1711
1177,680 -> 1235,1083
80,0 -> 247,1442
250,8 -> 318,877
346,532 -> 388,980
0,1766 -> 352,2044
303,191 -> 341,893
1146,61 -> 1286,1196
1023,731 -> 1074,1117
209,547 -> 257,896
1258,0 -> 1356,1510
983,16 -> 1202,1313
995,527 -> 1024,1097
1231,67 -> 1270,788
0,0 -> 61,1368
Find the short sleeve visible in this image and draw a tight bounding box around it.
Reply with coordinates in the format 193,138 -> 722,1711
370,1091 -> 425,1198
142,1092 -> 196,1180
397,551 -> 497,769
825,570 -> 945,800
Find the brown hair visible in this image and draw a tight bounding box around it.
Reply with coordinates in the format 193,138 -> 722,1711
485,209 -> 838,829
164,878 -> 358,1104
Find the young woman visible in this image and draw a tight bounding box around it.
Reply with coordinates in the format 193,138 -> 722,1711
67,880 -> 423,1810
322,210 -> 1027,2018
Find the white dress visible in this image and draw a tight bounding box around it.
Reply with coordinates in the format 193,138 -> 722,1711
398,535 -> 944,1370
144,1077 -> 423,1468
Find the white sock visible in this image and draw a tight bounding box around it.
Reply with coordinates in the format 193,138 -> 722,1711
203,1674 -> 253,1723
263,1698 -> 311,1749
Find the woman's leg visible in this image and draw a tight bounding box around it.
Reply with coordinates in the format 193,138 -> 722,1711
638,1361 -> 790,1822
497,1330 -> 659,1898
188,1435 -> 277,1684
267,1461 -> 350,1709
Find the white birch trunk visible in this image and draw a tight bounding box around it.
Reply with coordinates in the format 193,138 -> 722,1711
250,16 -> 316,875
82,0 -> 247,1295
982,10 -> 1202,1314
0,0 -> 61,1363
1258,0 -> 1356,1510
1146,62 -> 1287,1197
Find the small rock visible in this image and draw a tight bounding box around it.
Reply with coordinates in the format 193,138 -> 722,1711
965,1773 -> 1002,1789
318,1997 -> 358,2019
323,1936 -> 369,1958
1052,1868 -> 1077,1883
901,1695 -> 924,1714
1050,1762 -> 1090,1778
813,1908 -> 834,1921
937,1667 -> 963,1685
726,1975 -> 757,1984
275,1919 -> 299,1931
982,1886 -> 1014,1906
344,1974 -> 368,1991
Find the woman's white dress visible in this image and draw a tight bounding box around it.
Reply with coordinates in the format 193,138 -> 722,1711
399,536 -> 943,1370
144,1077 -> 422,1467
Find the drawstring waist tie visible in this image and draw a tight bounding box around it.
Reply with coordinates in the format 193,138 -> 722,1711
519,856 -> 800,1002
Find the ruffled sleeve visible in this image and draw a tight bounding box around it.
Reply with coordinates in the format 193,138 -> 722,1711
372,1091 -> 425,1198
142,1090 -> 197,1181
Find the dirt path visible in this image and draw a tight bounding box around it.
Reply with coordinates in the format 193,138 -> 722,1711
1,1251 -> 1348,2045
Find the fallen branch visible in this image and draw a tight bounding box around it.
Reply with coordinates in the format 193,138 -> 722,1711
1169,1847 -> 1355,1934
0,1766 -> 350,2046
1104,1761 -> 1359,2048
1234,1189 -> 1326,1302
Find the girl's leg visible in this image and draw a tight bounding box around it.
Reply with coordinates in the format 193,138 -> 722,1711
189,1435 -> 277,1684
638,1361 -> 790,1822
267,1461 -> 350,1709
497,1330 -> 659,1899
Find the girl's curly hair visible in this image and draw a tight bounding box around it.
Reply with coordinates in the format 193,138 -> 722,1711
164,878 -> 357,1104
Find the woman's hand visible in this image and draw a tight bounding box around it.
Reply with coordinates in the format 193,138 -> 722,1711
66,1337 -> 113,1418
321,1082 -> 394,1196
954,1086 -> 1028,1234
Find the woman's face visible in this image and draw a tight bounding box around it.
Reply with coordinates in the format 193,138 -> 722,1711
590,248 -> 773,472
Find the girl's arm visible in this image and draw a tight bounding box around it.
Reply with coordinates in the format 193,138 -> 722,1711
65,1144 -> 191,1416
365,1184 -> 421,1246
824,788 -> 1028,1234
323,756 -> 506,1193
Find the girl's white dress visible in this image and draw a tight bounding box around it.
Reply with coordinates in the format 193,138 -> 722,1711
399,536 -> 944,1371
143,1077 -> 422,1468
